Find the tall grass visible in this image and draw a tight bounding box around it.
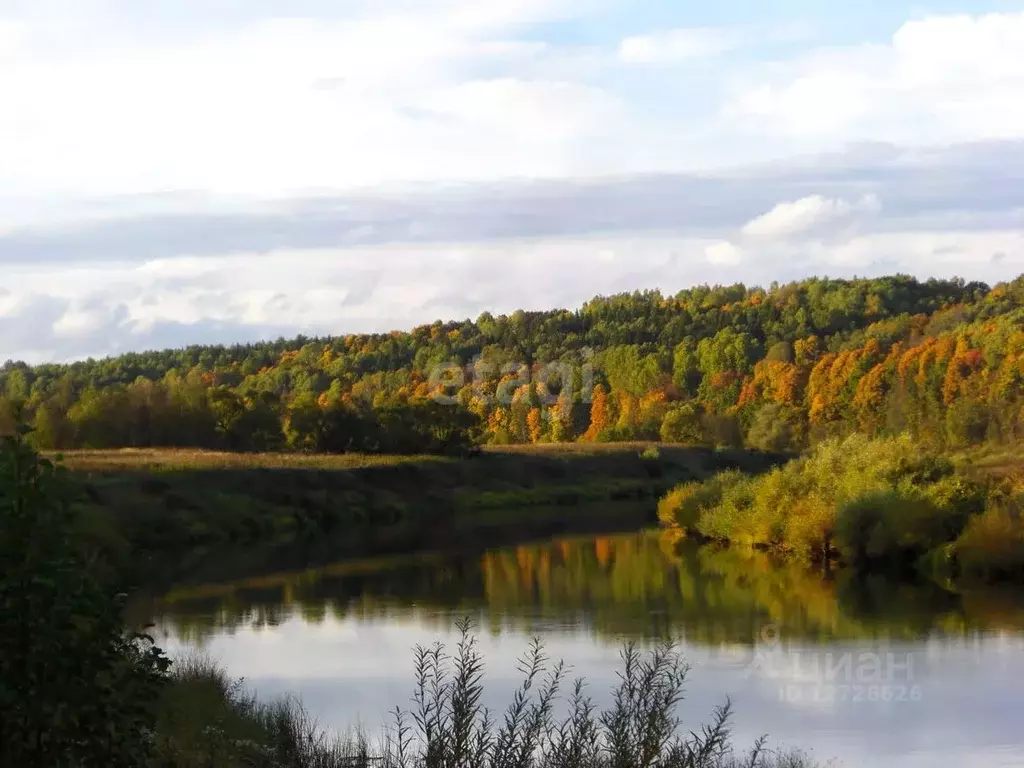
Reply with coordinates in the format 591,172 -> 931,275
154,654 -> 370,768
157,622 -> 820,768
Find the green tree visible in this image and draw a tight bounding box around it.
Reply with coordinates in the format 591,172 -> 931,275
283,392 -> 324,451
0,396 -> 20,436
672,339 -> 701,397
746,404 -> 802,452
0,429 -> 170,766
208,386 -> 248,449
660,404 -> 705,445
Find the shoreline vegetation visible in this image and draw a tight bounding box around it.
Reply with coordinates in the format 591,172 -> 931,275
657,435 -> 1024,584
3,432 -> 821,768
58,435 -> 1024,589
161,627 -> 821,768
63,443 -> 787,586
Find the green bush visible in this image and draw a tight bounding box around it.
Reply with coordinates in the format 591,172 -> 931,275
0,430 -> 171,766
952,491 -> 1024,582
657,471 -> 740,534
834,489 -> 965,568
697,474 -> 760,545
640,445 -> 661,461
659,434 -> 989,568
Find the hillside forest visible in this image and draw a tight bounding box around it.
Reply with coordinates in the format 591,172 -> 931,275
2,274 -> 1023,454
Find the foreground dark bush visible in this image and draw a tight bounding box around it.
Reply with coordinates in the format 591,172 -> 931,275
0,431 -> 170,766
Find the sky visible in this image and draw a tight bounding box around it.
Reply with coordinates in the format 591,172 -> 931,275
1,0 -> 1023,362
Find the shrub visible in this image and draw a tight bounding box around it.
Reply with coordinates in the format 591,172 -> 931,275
697,474 -> 760,546
154,655 -> 369,768
658,482 -> 702,530
657,471 -> 742,535
658,434 -> 987,567
953,506 -> 1024,582
0,430 -> 171,766
834,489 -> 965,568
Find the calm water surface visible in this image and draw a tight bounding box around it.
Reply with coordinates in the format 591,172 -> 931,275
152,529 -> 1024,767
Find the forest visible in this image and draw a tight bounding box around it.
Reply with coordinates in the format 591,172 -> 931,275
2,273 -> 1023,454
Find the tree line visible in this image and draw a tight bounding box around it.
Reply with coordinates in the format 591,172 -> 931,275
2,273 -> 1022,454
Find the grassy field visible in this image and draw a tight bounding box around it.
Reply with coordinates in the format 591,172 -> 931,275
55,441 -> 677,473
55,447 -> 449,473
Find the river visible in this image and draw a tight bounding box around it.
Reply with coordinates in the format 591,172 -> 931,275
151,529 -> 1024,767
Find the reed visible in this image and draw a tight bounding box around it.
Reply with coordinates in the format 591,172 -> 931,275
156,621 -> 822,768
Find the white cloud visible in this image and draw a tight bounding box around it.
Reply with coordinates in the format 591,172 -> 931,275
741,194 -> 880,239
0,21 -> 21,57
52,305 -> 108,338
618,23 -> 813,64
418,78 -> 620,140
618,28 -> 739,63
705,241 -> 743,265
725,12 -> 1024,144
0,1 -> 613,198
0,290 -> 19,319
2,6 -> 1022,208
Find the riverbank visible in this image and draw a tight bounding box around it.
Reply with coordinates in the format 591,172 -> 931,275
65,443 -> 786,585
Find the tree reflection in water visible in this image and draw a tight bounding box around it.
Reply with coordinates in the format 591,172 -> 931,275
154,530 -> 1024,647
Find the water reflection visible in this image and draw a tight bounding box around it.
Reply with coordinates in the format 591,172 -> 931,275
155,530 -> 1024,647
152,531 -> 1024,767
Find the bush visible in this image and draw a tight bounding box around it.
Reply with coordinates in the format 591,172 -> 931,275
697,474 -> 761,546
658,434 -> 987,567
834,489 -> 965,568
640,445 -> 661,461
0,430 -> 171,766
154,655 -> 369,768
953,505 -> 1024,582
657,471 -> 743,536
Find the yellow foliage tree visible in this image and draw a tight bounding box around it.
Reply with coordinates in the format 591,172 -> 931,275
583,384 -> 610,441
527,407 -> 543,443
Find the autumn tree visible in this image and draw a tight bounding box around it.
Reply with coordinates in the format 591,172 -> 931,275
583,384 -> 610,442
